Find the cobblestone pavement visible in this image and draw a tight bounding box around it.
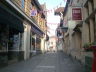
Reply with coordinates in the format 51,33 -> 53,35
0,51 -> 84,72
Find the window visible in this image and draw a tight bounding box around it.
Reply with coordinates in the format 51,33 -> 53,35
21,0 -> 25,9
30,4 -> 32,10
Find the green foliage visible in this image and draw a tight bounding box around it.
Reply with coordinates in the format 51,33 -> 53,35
92,41 -> 96,45
83,42 -> 92,48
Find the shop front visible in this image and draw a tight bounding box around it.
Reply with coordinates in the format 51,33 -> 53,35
0,3 -> 24,67
31,26 -> 43,56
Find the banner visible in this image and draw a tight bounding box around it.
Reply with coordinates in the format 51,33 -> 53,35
72,8 -> 82,20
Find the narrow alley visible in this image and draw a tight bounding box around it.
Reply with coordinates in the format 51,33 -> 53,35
0,0 -> 96,72
0,52 -> 84,72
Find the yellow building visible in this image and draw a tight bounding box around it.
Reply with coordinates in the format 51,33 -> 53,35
0,0 -> 47,67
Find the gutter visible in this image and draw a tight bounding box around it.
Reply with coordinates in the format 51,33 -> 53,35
5,0 -> 44,34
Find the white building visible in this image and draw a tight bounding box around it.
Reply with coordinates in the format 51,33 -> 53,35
48,36 -> 57,52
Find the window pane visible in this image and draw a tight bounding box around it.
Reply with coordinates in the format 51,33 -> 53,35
21,0 -> 25,9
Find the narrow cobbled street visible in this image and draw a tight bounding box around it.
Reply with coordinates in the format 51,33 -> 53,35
0,52 -> 84,72
0,0 -> 95,72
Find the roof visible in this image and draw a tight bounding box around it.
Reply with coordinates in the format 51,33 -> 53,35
54,7 -> 64,15
55,7 -> 64,13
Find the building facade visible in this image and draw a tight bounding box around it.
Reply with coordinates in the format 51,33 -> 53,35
0,0 -> 47,67
47,36 -> 57,52
55,7 -> 65,51
62,0 -> 84,62
62,0 -> 96,72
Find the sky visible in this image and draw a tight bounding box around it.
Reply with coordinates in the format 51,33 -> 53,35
38,0 -> 66,36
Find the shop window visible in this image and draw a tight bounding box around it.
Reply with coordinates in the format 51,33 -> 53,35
19,33 -> 23,50
0,25 -> 9,51
32,38 -> 35,50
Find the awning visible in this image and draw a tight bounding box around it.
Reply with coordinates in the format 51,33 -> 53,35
32,26 -> 43,36
0,4 -> 24,33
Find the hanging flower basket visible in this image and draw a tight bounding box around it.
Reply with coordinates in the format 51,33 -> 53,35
83,42 -> 92,51
90,41 -> 96,51
83,41 -> 96,51
89,45 -> 96,51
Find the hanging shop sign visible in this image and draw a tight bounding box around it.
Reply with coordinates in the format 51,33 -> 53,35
72,8 -> 82,20
30,9 -> 37,16
30,0 -> 66,14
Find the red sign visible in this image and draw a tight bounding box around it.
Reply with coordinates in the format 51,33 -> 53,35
72,8 -> 82,20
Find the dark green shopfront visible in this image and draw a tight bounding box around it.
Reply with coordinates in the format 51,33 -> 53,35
0,2 -> 24,68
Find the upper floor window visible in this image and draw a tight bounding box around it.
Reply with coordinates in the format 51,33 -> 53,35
21,0 -> 25,9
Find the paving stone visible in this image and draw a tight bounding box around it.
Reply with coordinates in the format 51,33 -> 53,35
0,51 -> 84,72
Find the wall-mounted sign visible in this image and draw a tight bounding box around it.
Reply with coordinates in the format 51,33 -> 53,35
72,8 -> 82,20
